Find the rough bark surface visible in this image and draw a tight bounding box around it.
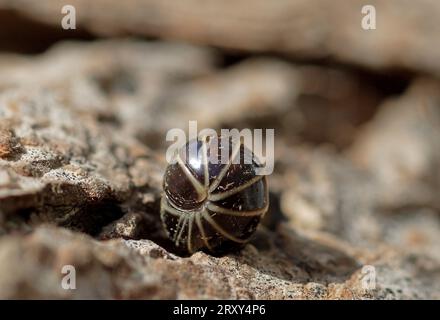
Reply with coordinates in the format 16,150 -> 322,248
0,41 -> 439,299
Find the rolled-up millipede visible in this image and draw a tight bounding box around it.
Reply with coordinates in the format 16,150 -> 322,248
160,135 -> 269,254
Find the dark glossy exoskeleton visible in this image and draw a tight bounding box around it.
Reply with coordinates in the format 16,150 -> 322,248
161,135 -> 269,254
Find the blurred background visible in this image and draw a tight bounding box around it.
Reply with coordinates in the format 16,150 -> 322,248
0,0 -> 439,299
